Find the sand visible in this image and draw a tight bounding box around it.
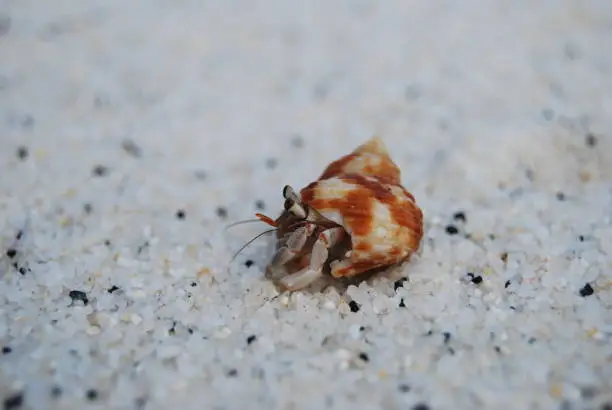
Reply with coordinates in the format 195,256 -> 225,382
1,1 -> 611,409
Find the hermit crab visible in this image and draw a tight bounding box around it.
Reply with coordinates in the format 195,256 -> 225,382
252,137 -> 424,291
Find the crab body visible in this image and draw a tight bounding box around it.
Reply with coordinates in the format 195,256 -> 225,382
258,137 -> 423,291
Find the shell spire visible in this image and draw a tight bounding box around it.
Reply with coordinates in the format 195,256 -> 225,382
353,136 -> 389,156
317,136 -> 401,185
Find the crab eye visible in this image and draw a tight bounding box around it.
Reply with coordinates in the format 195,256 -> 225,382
283,185 -> 301,202
282,185 -> 291,199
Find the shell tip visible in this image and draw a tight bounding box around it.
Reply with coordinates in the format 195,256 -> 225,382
354,136 -> 389,156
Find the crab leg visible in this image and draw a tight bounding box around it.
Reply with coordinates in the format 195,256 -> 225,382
269,223 -> 316,269
279,226 -> 346,291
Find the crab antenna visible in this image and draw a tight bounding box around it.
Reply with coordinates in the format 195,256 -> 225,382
230,228 -> 277,263
224,218 -> 265,232
255,213 -> 277,227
